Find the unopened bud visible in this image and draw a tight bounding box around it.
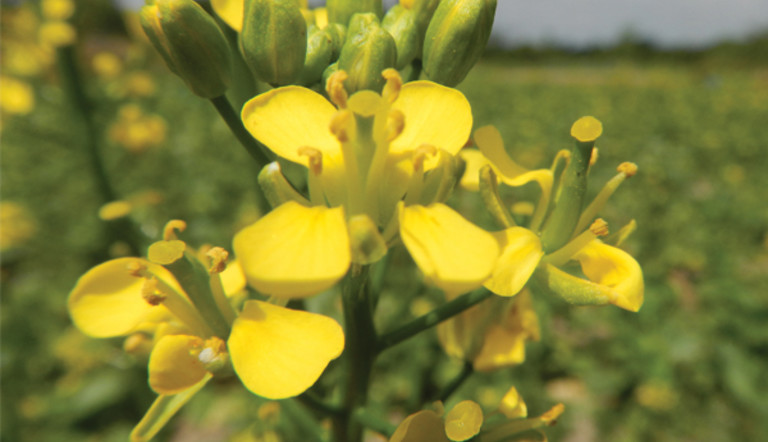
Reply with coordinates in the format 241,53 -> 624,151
337,13 -> 396,93
382,5 -> 419,69
140,0 -> 232,98
241,0 -> 307,86
257,162 -> 311,208
423,0 -> 497,86
326,0 -> 383,26
300,26 -> 334,85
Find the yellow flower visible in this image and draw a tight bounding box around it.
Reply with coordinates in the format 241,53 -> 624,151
438,289 -> 540,371
108,104 -> 167,153
390,393 -> 564,442
0,77 -> 35,116
235,69 -> 497,298
464,123 -> 644,312
68,221 -> 344,439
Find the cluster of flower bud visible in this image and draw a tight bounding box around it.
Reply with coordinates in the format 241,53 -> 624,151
140,0 -> 498,98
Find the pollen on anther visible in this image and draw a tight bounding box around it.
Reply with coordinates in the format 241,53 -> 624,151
126,260 -> 147,277
330,110 -> 352,142
412,144 -> 437,172
298,146 -> 323,174
141,278 -> 166,306
326,71 -> 349,109
589,218 -> 609,237
386,110 -> 405,142
381,68 -> 402,104
207,247 -> 229,274
163,219 -> 187,241
618,162 -> 638,177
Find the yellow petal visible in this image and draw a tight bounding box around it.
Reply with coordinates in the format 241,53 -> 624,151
390,81 -> 472,158
472,324 -> 526,371
233,201 -> 351,298
148,335 -> 208,395
444,400 -> 483,441
211,0 -> 244,31
400,203 -> 499,294
241,87 -> 340,165
499,386 -> 528,419
574,240 -> 644,312
484,227 -> 543,297
228,300 -> 344,399
458,148 -> 490,191
220,259 -> 247,296
390,410 -> 450,442
68,258 -> 177,338
474,125 -> 553,191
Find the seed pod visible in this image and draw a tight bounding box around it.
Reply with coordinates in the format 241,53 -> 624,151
140,0 -> 232,98
422,0 -> 497,86
240,0 -> 307,86
337,13 -> 396,94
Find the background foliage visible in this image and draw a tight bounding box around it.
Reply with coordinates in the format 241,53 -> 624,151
2,4 -> 768,440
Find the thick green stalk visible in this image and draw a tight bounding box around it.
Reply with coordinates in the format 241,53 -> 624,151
334,265 -> 377,442
439,360 -> 474,401
377,288 -> 494,352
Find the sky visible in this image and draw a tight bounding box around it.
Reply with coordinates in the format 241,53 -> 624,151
490,0 -> 768,48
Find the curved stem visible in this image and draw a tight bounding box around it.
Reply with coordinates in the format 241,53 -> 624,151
209,95 -> 273,168
377,289 -> 494,352
439,361 -> 474,402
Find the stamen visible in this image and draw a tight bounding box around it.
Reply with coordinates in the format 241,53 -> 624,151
386,109 -> 405,142
298,146 -> 323,175
326,70 -> 349,108
412,144 -> 438,172
589,218 -> 609,237
206,247 -> 229,274
329,110 -> 353,143
126,259 -> 147,277
404,145 -> 438,205
618,161 -> 638,177
589,147 -> 599,166
163,219 -> 187,241
543,218 -> 608,267
381,68 -> 402,104
141,278 -> 166,306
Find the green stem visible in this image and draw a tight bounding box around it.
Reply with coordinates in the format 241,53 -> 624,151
280,399 -> 329,442
352,408 -> 397,438
334,265 -> 377,442
439,361 -> 474,402
56,45 -> 143,255
297,391 -> 344,417
377,288 -> 494,352
209,95 -> 273,168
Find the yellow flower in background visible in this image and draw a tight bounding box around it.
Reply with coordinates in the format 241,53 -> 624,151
108,104 -> 167,153
235,69 -> 498,298
390,391 -> 564,442
461,121 -> 644,312
438,289 -> 540,371
0,77 -> 35,116
0,201 -> 38,251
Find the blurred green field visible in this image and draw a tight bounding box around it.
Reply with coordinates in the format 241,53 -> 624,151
3,38 -> 768,441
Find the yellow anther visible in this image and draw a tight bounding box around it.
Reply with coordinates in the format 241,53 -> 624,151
126,260 -> 148,277
381,68 -> 402,104
326,70 -> 349,108
386,109 -> 405,142
141,278 -> 166,306
196,336 -> 228,371
570,116 -> 603,142
589,218 -> 609,237
540,403 -> 566,425
298,146 -> 323,174
618,161 -> 638,177
329,109 -> 353,142
589,147 -> 599,166
206,246 -> 229,274
162,219 -> 187,241
412,144 -> 438,172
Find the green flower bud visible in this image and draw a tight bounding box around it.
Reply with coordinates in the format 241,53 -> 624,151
402,0 -> 440,51
240,0 -> 307,86
300,26 -> 334,86
382,5 -> 419,69
326,0 -> 383,26
324,23 -> 347,60
140,0 -> 232,98
337,13 -> 396,94
422,0 -> 497,87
